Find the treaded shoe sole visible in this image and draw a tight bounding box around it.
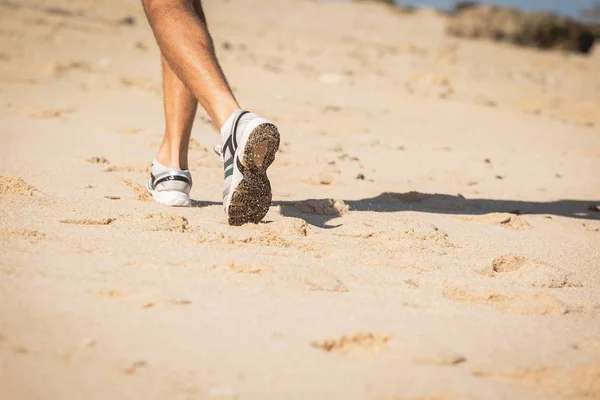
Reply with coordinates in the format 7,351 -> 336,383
227,123 -> 280,226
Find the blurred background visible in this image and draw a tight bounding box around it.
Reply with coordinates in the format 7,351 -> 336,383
346,0 -> 600,19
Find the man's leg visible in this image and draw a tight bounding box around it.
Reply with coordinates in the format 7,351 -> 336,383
143,0 -> 279,224
142,0 -> 239,129
156,56 -> 197,170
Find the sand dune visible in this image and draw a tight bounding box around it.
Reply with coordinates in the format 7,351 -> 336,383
1,0 -> 599,399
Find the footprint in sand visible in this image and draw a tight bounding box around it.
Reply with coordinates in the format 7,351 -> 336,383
473,361 -> 600,399
220,263 -> 264,275
463,213 -> 531,230
0,229 -> 51,243
211,230 -> 346,291
311,333 -> 391,357
311,333 -> 466,365
442,283 -> 569,316
483,254 -> 582,289
59,213 -> 189,232
122,179 -> 152,202
197,218 -> 329,258
399,219 -> 457,249
333,219 -> 456,253
115,213 -> 189,233
213,261 -> 347,292
0,176 -> 41,196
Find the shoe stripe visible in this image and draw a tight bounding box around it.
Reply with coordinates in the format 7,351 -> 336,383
222,110 -> 250,159
154,175 -> 192,186
231,110 -> 249,150
236,157 -> 245,174
224,157 -> 234,169
224,168 -> 233,178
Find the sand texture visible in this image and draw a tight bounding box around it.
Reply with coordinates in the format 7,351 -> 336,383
1,0 -> 599,399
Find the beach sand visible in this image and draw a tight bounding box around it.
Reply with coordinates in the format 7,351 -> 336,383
1,0 -> 599,399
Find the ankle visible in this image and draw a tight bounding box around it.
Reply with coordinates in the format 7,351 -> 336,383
156,150 -> 188,170
211,101 -> 241,131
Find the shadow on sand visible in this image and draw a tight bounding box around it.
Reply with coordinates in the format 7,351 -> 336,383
274,191 -> 600,228
191,191 -> 599,228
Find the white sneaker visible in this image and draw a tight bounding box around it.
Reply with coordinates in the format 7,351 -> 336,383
214,110 -> 280,225
146,160 -> 192,207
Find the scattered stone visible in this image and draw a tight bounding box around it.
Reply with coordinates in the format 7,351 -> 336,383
117,16 -> 136,26
413,350 -> 467,366
135,42 -> 148,51
123,360 -> 147,375
471,213 -> 531,230
84,156 -> 110,164
308,172 -> 334,186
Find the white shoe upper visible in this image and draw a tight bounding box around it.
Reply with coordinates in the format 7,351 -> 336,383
146,160 -> 192,207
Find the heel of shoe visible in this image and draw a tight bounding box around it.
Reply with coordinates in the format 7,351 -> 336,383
150,190 -> 191,207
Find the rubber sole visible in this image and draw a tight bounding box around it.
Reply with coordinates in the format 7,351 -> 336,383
148,188 -> 191,207
227,123 -> 280,226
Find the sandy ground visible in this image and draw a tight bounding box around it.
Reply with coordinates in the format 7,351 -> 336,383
1,0 -> 600,399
